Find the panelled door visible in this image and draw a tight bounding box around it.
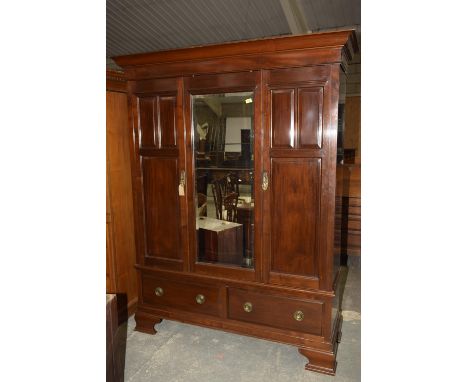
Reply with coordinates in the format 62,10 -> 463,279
262,65 -> 339,291
129,77 -> 188,271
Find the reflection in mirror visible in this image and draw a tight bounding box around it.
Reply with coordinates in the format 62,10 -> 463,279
193,92 -> 254,269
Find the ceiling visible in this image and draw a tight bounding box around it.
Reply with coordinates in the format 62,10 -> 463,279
106,0 -> 360,94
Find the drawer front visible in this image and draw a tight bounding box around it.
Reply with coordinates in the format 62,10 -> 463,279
142,274 -> 220,316
227,288 -> 323,335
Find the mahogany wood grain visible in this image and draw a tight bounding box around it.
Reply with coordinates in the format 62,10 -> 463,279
119,31 -> 358,375
138,302 -> 330,349
298,87 -> 323,149
298,347 -> 337,375
159,96 -> 177,148
134,310 -> 162,335
270,158 -> 321,278
106,294 -> 125,382
176,78 -> 190,273
106,174 -> 116,293
317,64 -> 341,292
136,266 -> 334,300
142,157 -> 181,260
344,96 -> 361,162
128,77 -> 187,272
263,65 -> 337,294
138,97 -> 157,148
198,224 -> 243,265
334,196 -> 361,256
106,70 -> 127,93
106,81 -> 138,316
227,288 -> 323,335
186,70 -> 258,92
268,65 -> 330,86
271,89 -> 294,148
114,31 -> 356,67
269,148 -> 324,158
122,49 -> 345,80
141,273 -> 221,317
336,163 -> 360,198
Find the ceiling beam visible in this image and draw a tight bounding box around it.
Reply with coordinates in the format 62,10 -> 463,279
279,0 -> 309,35
203,98 -> 222,117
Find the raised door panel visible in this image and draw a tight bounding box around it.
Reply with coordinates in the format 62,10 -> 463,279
271,158 -> 321,279
298,88 -> 323,149
271,89 -> 294,148
159,96 -> 177,148
142,157 -> 181,260
139,97 -> 156,148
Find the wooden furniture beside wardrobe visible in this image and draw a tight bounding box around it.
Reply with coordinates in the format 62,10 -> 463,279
106,70 -> 138,317
335,94 -> 361,259
114,30 -> 358,375
335,164 -> 361,259
106,294 -> 125,382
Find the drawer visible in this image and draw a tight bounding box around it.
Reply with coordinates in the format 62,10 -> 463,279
141,274 -> 220,317
227,288 -> 323,335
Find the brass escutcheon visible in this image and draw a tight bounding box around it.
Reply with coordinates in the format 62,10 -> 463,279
243,302 -> 253,313
261,171 -> 269,191
195,294 -> 205,304
155,287 -> 164,297
294,310 -> 304,321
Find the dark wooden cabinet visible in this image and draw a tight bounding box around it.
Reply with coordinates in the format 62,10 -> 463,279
106,71 -> 138,317
114,30 -> 358,375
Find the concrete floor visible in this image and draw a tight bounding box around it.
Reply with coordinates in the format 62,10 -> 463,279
122,259 -> 360,382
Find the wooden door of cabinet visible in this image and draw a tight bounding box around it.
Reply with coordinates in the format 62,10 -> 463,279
128,77 -> 189,272
262,65 -> 339,292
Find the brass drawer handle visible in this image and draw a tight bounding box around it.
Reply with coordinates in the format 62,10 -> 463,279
243,302 -> 253,313
195,294 -> 205,304
154,287 -> 164,297
294,310 -> 304,321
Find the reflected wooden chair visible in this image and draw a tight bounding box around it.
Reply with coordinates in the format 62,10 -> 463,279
211,181 -> 223,220
223,192 -> 239,222
226,173 -> 240,195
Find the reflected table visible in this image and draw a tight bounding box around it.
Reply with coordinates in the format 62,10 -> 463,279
196,217 -> 243,266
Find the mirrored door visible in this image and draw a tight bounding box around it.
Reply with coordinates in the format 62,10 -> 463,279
192,91 -> 255,269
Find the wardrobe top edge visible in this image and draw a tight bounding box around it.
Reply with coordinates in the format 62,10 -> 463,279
112,30 -> 358,69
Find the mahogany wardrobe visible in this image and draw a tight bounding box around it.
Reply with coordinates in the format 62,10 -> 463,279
113,30 -> 358,375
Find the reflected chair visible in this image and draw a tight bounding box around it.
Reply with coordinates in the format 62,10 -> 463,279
226,172 -> 241,195
223,192 -> 239,222
211,181 -> 223,220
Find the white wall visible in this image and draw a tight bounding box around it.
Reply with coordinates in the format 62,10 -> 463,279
225,117 -> 251,152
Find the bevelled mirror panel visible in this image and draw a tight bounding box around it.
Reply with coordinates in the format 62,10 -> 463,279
192,92 -> 255,269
